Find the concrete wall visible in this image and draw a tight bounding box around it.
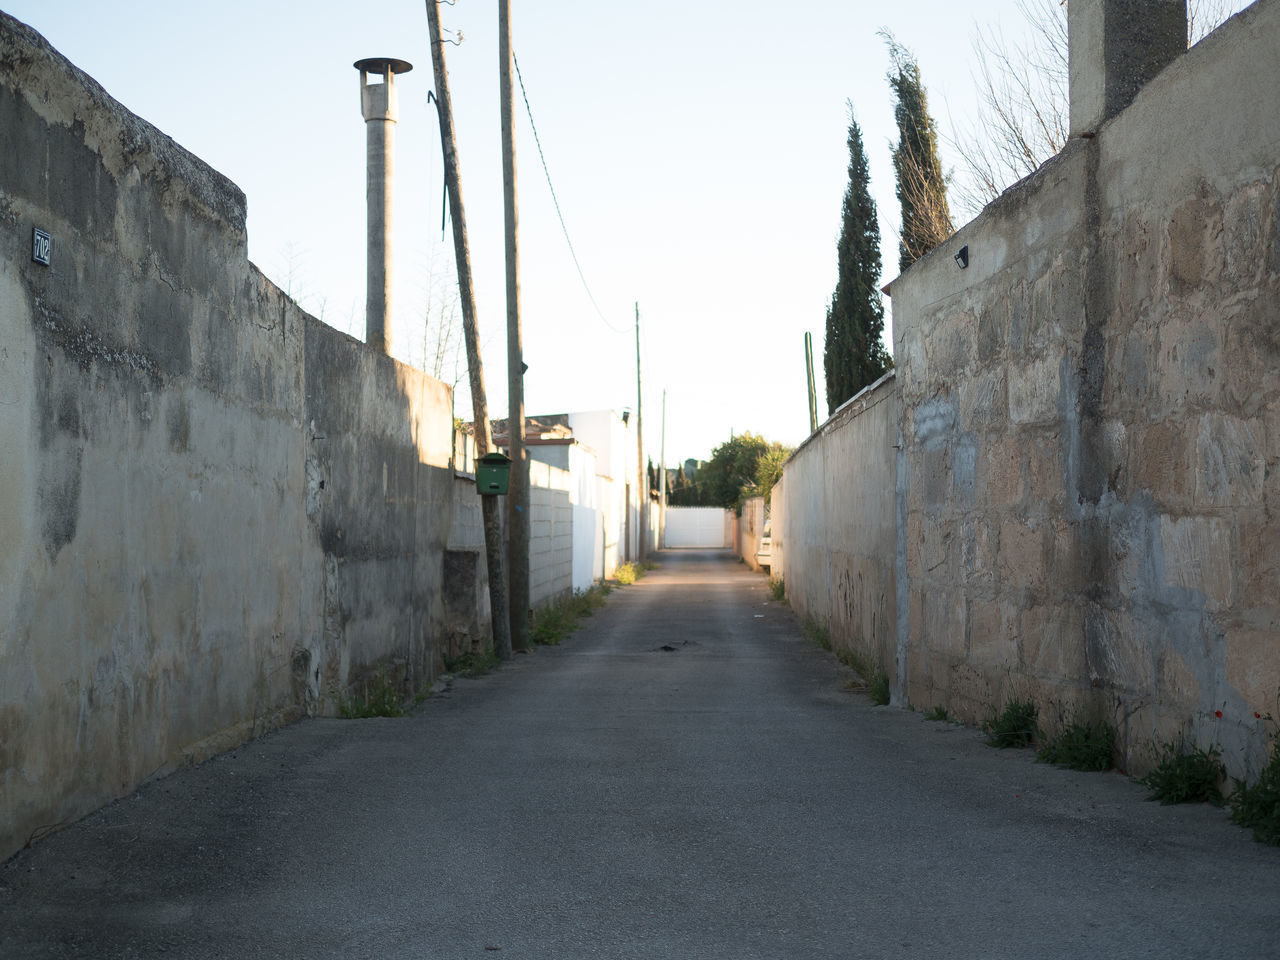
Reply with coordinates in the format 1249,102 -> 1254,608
0,15 -> 462,860
891,0 -> 1280,776
772,376 -> 898,680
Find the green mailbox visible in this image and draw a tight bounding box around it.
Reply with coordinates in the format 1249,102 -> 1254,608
476,452 -> 512,496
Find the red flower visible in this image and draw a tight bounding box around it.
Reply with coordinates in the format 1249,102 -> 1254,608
1214,710 -> 1223,718
1255,712 -> 1263,719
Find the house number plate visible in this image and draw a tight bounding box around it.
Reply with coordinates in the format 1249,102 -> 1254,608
32,228 -> 51,265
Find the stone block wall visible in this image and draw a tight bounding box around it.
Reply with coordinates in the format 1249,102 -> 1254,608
0,14 -> 460,860
891,0 -> 1279,775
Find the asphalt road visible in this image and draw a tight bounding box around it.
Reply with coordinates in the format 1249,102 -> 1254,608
2,549 -> 1277,959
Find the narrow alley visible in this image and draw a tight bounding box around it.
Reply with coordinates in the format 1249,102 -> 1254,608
2,551 -> 1276,959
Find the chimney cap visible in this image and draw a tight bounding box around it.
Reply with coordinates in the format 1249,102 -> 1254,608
354,58 -> 414,76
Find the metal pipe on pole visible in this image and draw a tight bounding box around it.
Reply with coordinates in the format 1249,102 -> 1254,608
659,388 -> 666,549
635,302 -> 645,560
499,0 -> 529,652
805,331 -> 819,434
424,0 -> 511,661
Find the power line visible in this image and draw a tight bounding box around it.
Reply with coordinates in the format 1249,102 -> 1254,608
512,51 -> 629,335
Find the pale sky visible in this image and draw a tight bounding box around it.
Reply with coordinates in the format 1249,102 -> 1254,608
3,1 -> 1236,465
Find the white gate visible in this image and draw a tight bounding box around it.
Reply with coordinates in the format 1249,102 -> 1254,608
664,507 -> 731,548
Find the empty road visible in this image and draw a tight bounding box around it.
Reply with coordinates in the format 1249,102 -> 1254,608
2,549 -> 1277,959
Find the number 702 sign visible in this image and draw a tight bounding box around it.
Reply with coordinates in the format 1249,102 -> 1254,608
32,228 -> 51,266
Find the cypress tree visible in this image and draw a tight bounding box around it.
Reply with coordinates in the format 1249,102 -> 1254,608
824,107 -> 890,414
886,35 -> 953,272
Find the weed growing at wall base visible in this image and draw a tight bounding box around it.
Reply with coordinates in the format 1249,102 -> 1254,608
983,699 -> 1040,749
868,673 -> 891,706
769,576 -> 786,602
1141,745 -> 1225,806
444,648 -> 501,678
339,670 -> 407,718
531,584 -> 611,645
1037,721 -> 1115,771
1229,744 -> 1280,845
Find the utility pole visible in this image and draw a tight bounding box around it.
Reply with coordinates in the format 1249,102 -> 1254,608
805,331 -> 819,433
499,0 -> 529,653
635,302 -> 645,560
425,0 -> 511,660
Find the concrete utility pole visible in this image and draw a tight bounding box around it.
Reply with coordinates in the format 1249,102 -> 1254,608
635,302 -> 645,560
500,0 -> 529,653
425,0 -> 511,660
355,57 -> 413,354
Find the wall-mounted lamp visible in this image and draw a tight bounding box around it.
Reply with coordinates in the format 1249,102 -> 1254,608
953,245 -> 969,270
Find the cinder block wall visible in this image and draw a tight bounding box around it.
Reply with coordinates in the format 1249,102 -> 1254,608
529,460 -> 574,607
892,0 -> 1279,775
0,14 -> 459,860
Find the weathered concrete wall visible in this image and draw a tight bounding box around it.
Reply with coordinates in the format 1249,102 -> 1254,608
736,497 -> 766,572
0,15 -> 459,860
891,0 -> 1280,776
772,376 -> 898,680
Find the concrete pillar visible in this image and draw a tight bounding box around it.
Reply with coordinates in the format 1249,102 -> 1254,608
1069,0 -> 1187,136
354,57 -> 412,354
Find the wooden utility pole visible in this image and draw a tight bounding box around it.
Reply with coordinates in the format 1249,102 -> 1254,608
425,0 -> 511,660
635,302 -> 645,560
499,0 -> 529,652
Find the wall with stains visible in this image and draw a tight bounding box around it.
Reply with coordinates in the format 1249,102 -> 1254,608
891,0 -> 1279,775
771,375 -> 898,682
0,14 -> 460,860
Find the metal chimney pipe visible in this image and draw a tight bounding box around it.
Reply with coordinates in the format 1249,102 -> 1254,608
354,57 -> 412,354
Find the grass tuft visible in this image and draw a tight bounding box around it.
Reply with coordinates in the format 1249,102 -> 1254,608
768,576 -> 786,602
1141,745 -> 1225,806
1037,721 -> 1115,771
983,699 -> 1040,749
925,706 -> 951,723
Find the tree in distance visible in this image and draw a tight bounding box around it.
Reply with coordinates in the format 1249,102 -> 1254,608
883,31 -> 953,272
823,106 -> 891,415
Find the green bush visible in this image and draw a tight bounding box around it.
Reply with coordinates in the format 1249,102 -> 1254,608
614,563 -> 637,585
1230,744 -> 1280,846
983,699 -> 1040,749
1141,745 -> 1225,806
1037,721 -> 1115,771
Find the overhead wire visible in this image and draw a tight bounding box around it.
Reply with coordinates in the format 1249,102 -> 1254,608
512,51 -> 630,335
